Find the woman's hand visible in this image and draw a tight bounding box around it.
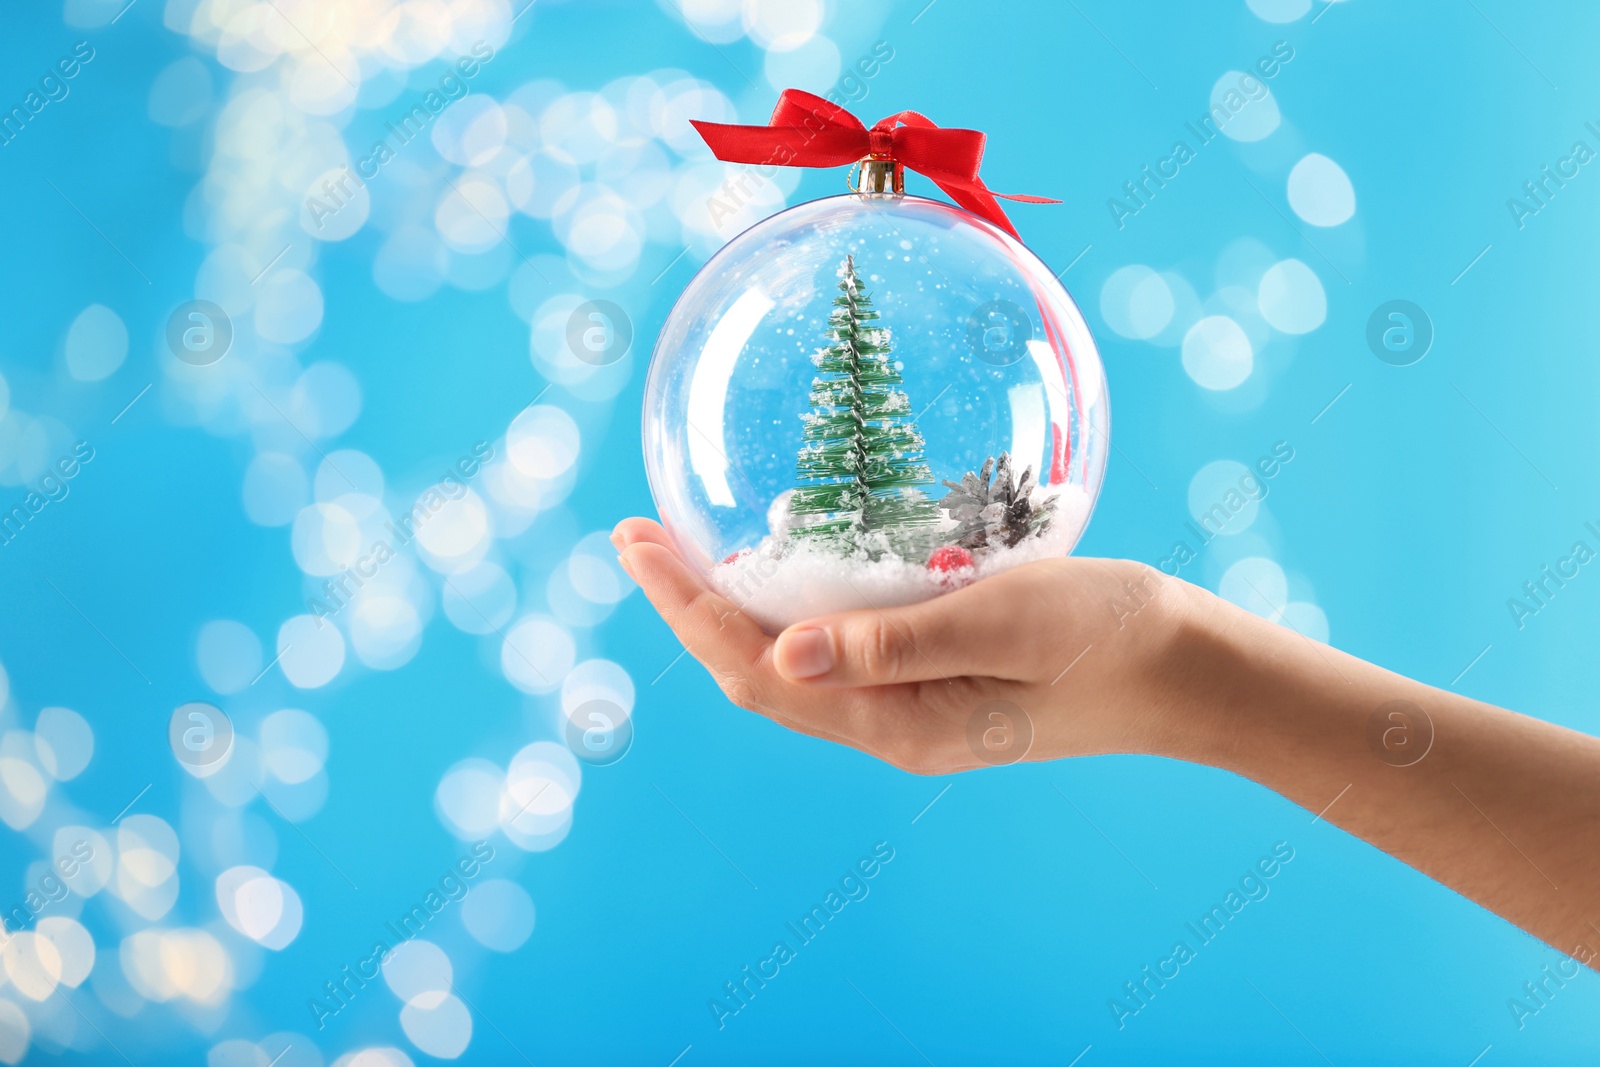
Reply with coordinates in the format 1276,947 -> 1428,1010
615,515 -> 1600,967
612,517 -> 1205,774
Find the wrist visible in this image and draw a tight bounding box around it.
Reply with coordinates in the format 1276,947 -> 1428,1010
1131,576 -> 1240,764
1130,577 -> 1309,770
1139,579 -> 1391,786
1036,567 -> 1243,764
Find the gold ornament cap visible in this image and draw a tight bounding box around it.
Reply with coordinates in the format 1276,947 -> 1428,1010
849,156 -> 905,195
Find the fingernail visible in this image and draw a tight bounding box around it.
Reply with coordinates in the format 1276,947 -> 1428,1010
778,628 -> 834,679
616,550 -> 637,581
610,526 -> 626,549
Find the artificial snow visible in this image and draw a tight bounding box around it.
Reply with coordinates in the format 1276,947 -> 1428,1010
711,486 -> 1094,631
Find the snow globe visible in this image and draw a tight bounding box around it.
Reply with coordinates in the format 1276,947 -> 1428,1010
643,159 -> 1109,632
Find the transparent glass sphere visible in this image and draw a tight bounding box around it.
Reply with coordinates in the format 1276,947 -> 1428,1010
643,192 -> 1109,631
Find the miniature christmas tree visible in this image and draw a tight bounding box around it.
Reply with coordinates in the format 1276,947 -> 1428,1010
939,452 -> 1057,552
788,255 -> 937,554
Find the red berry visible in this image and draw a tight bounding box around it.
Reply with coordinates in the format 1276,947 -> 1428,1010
722,548 -> 752,565
926,545 -> 974,572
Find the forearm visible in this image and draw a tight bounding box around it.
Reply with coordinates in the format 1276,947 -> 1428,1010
1158,586 -> 1600,966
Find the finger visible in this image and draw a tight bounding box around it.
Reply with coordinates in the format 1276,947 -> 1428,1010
611,516 -> 671,551
620,540 -> 774,684
772,563 -> 1060,687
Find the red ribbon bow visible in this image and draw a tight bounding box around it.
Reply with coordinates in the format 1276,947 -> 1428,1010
689,89 -> 1056,240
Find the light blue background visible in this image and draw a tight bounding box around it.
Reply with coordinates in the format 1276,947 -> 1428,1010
1,0 -> 1597,1063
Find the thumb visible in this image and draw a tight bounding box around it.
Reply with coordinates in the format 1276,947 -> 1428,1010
772,580 -> 1034,686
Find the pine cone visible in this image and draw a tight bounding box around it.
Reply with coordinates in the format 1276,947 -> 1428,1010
938,452 -> 1057,552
